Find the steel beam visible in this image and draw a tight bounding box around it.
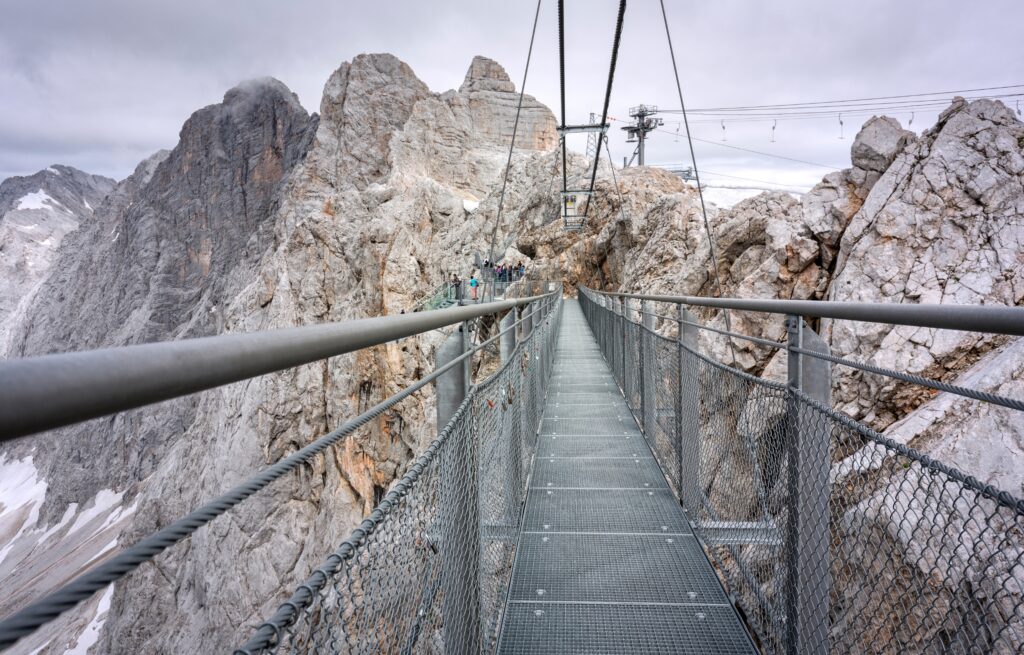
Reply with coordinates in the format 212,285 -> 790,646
500,310 -> 517,364
677,305 -> 701,516
640,301 -> 655,434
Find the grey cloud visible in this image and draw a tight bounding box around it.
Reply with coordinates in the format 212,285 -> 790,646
1,0 -> 1022,185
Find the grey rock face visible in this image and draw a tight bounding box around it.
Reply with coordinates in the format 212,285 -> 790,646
827,99 -> 1024,429
850,115 -> 916,173
1,78 -> 314,654
0,166 -> 115,352
91,54 -> 556,654
830,337 -> 1024,652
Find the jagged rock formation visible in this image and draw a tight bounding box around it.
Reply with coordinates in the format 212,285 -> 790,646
1,78 -> 316,655
826,99 -> 1024,429
89,53 -> 560,654
0,166 -> 115,352
10,53 -> 565,654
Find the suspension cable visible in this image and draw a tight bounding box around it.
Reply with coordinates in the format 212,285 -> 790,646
558,0 -> 568,194
486,0 -> 543,264
582,0 -> 627,220
658,0 -> 737,366
604,135 -> 629,226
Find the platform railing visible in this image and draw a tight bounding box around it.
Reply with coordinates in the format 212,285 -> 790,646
579,286 -> 1024,655
236,290 -> 562,654
0,289 -> 561,653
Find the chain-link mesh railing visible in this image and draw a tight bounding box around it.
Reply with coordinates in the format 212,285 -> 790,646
236,295 -> 562,655
579,288 -> 1024,655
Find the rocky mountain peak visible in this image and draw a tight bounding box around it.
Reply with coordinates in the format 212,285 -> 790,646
0,165 -> 116,354
315,53 -> 433,188
223,76 -> 305,116
459,55 -> 516,94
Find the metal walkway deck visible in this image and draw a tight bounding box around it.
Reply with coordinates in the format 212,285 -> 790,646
497,299 -> 757,654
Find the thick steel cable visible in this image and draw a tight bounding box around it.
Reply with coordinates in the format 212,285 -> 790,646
639,308 -> 787,350
791,346 -> 1024,413
581,0 -> 627,221
558,0 -> 568,194
486,0 -> 543,264
794,389 -> 1024,513
236,298 -> 561,653
0,297 -> 553,650
658,0 -> 737,367
603,135 -> 630,225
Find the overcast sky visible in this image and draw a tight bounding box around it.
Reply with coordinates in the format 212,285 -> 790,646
2,0 -> 1022,192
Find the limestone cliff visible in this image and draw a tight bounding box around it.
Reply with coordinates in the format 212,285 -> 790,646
1,78 -> 316,654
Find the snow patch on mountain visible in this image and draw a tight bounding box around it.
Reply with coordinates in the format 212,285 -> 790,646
16,190 -> 67,213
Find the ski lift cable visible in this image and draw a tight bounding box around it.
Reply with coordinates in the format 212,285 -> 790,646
485,0 -> 543,264
611,117 -> 843,170
658,84 -> 1024,112
699,170 -> 814,189
664,92 -> 1024,123
658,0 -> 737,366
679,92 -> 1024,115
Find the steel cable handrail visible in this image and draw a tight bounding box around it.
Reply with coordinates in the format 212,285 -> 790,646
235,295 -> 562,653
0,295 -> 557,650
637,307 -> 787,350
589,288 -> 1024,336
586,286 -> 1023,413
791,346 -> 1024,413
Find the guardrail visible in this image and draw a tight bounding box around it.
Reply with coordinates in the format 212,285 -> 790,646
0,289 -> 561,652
579,286 -> 1024,655
409,281 -> 457,312
237,289 -> 563,653
0,293 -> 552,441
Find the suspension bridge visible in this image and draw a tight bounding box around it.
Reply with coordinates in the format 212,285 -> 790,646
1,284 -> 1023,653
2,0 -> 1024,653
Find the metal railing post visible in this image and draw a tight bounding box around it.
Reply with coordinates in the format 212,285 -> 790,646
538,300 -> 548,383
522,303 -> 534,341
640,301 -> 655,434
461,321 -> 472,393
784,315 -> 831,655
435,323 -> 480,654
500,310 -> 517,364
436,330 -> 467,433
620,298 -> 629,400
676,304 -> 701,515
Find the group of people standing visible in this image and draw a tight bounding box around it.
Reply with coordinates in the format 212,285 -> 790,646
448,272 -> 478,300
448,260 -> 527,302
482,260 -> 526,283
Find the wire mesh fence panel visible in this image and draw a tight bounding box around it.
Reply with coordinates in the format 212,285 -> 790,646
239,296 -> 562,655
678,347 -> 792,654
804,394 -> 1024,655
647,331 -> 682,495
578,288 -> 1024,655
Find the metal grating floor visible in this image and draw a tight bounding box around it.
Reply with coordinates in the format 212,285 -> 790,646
497,299 -> 757,654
